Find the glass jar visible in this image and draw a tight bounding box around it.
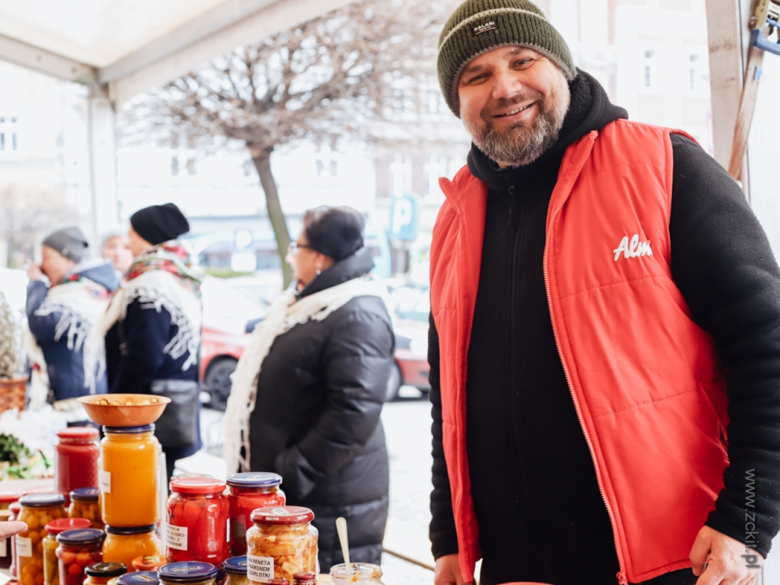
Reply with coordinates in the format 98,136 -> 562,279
166,477 -> 228,564
158,562 -> 218,585
44,519 -> 92,585
83,563 -> 127,585
9,501 -> 22,577
226,474 -> 285,556
102,526 -> 162,570
17,494 -> 68,585
130,556 -> 166,572
100,425 -> 159,527
56,428 -> 100,499
69,489 -> 103,530
56,529 -> 105,585
246,507 -> 317,585
116,572 -> 159,585
222,557 -> 248,585
329,563 -> 383,584
292,574 -> 317,585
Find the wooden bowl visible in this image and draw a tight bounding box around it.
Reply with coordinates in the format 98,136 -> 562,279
77,394 -> 171,427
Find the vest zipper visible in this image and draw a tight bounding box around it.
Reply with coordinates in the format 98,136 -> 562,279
542,139 -> 628,585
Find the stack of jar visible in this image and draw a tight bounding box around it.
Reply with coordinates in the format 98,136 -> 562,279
99,425 -> 163,569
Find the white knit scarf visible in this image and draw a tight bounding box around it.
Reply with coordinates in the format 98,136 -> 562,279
222,276 -> 390,475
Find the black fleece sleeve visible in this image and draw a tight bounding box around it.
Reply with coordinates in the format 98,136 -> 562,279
669,135 -> 780,558
428,312 -> 460,559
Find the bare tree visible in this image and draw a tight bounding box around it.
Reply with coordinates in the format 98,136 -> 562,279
124,0 -> 451,285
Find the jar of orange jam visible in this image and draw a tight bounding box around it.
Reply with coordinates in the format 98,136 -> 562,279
102,526 -> 162,570
100,426 -> 159,527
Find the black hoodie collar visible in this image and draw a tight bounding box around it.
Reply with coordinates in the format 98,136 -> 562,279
467,70 -> 628,193
297,246 -> 375,298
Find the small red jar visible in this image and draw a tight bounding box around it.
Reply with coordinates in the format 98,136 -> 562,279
226,473 -> 285,556
56,528 -> 105,585
166,477 -> 229,564
56,428 -> 100,498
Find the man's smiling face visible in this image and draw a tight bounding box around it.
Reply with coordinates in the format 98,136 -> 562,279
457,46 -> 571,167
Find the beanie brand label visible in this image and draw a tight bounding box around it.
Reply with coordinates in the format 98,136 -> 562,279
472,21 -> 499,36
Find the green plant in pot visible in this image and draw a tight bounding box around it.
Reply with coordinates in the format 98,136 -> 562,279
0,290 -> 27,413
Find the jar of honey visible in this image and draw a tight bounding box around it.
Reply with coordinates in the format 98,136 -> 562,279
69,489 -> 103,530
102,526 -> 162,570
56,529 -> 105,585
83,563 -> 127,585
226,474 -> 284,556
166,477 -> 228,564
43,519 -> 92,585
17,494 -> 68,585
56,428 -> 100,499
158,562 -> 218,585
100,426 -> 159,527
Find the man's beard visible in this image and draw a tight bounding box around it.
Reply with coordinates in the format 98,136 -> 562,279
466,82 -> 570,167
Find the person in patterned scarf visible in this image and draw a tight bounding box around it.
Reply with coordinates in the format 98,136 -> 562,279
26,226 -> 119,405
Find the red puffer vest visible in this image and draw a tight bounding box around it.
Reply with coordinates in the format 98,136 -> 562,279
430,120 -> 730,585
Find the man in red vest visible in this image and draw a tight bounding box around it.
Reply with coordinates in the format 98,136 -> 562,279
429,1 -> 780,585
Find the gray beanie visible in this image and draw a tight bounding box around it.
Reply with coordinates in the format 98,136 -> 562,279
437,0 -> 576,117
42,226 -> 89,263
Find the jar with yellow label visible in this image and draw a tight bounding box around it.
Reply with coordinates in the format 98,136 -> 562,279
158,562 -> 218,585
102,526 -> 162,570
69,489 -> 103,530
17,494 -> 68,585
83,563 -> 127,585
100,426 -> 159,528
43,519 -> 92,585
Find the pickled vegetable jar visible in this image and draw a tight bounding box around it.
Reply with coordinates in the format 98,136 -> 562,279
158,562 -> 218,585
83,563 -> 127,585
56,428 -> 100,498
246,507 -> 317,585
9,501 -> 21,577
329,563 -> 383,584
116,571 -> 159,585
100,426 -> 159,527
130,557 -> 166,572
43,519 -> 92,585
222,557 -> 248,585
69,489 -> 103,530
17,494 -> 68,585
166,477 -> 228,564
226,474 -> 284,556
102,526 -> 162,570
56,529 -> 105,585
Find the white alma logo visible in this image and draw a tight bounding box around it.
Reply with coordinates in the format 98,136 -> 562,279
613,234 -> 653,262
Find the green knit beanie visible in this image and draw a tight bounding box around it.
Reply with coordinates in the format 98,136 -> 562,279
437,0 -> 576,117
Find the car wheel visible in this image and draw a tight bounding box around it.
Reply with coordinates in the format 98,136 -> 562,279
385,363 -> 402,402
204,357 -> 238,411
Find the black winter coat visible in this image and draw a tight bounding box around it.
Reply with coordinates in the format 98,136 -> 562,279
248,247 -> 394,571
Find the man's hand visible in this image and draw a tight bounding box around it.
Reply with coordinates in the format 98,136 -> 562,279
26,262 -> 44,281
690,525 -> 763,585
0,521 -> 27,540
434,554 -> 466,585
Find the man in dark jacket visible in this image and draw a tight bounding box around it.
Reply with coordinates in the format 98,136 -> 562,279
26,226 -> 119,403
429,2 -> 780,585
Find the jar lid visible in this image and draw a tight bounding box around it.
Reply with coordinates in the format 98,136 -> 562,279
57,427 -> 99,440
46,518 -> 92,535
221,557 -> 247,575
250,506 -> 315,525
103,424 -> 154,434
226,472 -> 282,488
19,493 -> 66,508
57,528 -> 105,545
170,477 -> 226,495
158,562 -> 219,582
105,524 -> 156,535
70,487 -> 100,501
0,491 -> 22,504
85,563 -> 128,577
117,572 -> 159,585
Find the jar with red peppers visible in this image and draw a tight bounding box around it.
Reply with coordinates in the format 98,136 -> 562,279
166,477 -> 229,564
56,529 -> 105,585
56,428 -> 100,499
226,473 -> 285,556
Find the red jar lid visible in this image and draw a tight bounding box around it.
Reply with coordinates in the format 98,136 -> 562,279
57,427 -> 99,441
170,477 -> 226,495
250,506 -> 314,525
0,491 -> 22,504
46,518 -> 92,535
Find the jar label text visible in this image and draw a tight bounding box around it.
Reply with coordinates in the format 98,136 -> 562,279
166,524 -> 188,551
247,554 -> 274,582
